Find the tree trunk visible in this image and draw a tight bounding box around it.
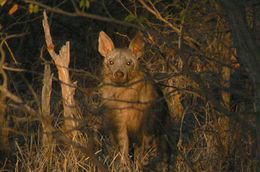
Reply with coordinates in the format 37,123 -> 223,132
220,0 -> 260,169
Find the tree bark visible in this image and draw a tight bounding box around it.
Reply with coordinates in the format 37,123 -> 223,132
220,0 -> 260,169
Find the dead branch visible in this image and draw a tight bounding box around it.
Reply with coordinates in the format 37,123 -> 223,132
42,11 -> 80,139
25,0 -> 139,29
0,86 -> 33,108
0,41 -> 9,151
138,0 -> 200,49
41,12 -> 107,171
41,63 -> 54,145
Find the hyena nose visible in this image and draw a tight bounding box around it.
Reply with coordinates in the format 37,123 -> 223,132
114,70 -> 124,78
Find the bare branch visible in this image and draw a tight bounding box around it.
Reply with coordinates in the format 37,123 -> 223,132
42,10 -> 79,139
41,63 -> 54,145
0,41 -> 9,151
138,0 -> 200,49
26,0 -> 140,29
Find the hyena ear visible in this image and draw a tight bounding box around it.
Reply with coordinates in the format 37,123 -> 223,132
98,31 -> 115,57
129,32 -> 144,59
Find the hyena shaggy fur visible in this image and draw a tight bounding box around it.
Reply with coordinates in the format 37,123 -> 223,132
98,31 -> 176,171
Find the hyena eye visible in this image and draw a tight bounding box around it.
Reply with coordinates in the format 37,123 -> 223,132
126,60 -> 132,66
109,60 -> 114,65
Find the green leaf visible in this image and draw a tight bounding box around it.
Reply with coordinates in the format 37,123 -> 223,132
180,9 -> 187,23
85,0 -> 90,8
79,0 -> 84,8
124,14 -> 136,22
137,16 -> 146,24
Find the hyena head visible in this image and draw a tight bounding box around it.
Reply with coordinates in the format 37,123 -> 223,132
98,31 -> 144,85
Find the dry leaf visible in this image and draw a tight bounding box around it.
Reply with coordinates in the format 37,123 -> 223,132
29,4 -> 39,14
8,4 -> 19,15
0,0 -> 7,6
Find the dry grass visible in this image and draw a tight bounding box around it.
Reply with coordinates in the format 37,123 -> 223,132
0,86 -> 256,172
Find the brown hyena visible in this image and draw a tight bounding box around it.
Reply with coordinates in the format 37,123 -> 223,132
98,31 -> 176,171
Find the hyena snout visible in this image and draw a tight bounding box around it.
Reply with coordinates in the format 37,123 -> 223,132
113,70 -> 127,83
114,70 -> 124,78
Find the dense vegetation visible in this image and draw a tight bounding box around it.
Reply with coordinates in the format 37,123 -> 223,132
0,0 -> 260,171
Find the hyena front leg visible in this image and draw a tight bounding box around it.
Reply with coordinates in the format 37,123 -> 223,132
140,134 -> 158,170
141,134 -> 171,171
117,127 -> 130,166
157,135 -> 172,172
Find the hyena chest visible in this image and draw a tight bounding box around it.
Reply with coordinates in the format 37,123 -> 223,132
102,84 -> 153,133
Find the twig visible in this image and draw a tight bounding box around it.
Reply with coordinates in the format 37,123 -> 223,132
138,0 -> 200,50
25,0 -> 140,29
